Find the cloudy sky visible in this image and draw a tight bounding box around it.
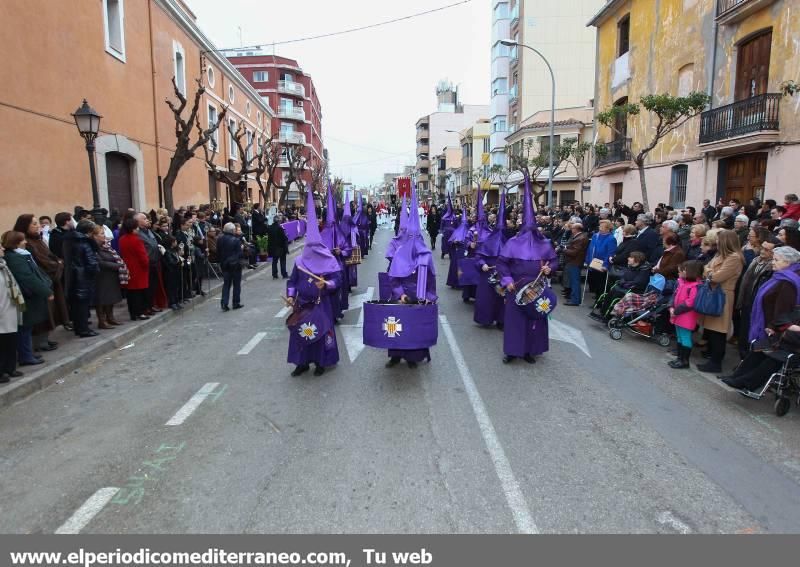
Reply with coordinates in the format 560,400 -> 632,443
188,0 -> 491,187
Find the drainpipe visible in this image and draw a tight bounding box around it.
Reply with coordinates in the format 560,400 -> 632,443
703,16 -> 720,204
147,0 -> 162,208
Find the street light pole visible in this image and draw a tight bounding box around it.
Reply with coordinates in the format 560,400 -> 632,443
500,40 -> 555,209
72,99 -> 103,221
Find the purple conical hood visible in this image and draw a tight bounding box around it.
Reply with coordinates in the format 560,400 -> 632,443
399,194 -> 408,232
477,188 -> 506,259
441,194 -> 454,222
499,176 -> 553,262
388,182 -> 434,278
321,182 -> 347,251
325,182 -> 336,226
297,184 -> 340,274
386,194 -> 408,261
473,188 -> 492,242
476,189 -> 485,224
448,203 -> 470,244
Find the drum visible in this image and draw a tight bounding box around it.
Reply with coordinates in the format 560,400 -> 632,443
514,276 -> 557,320
363,301 -> 439,350
487,269 -> 506,297
457,257 -> 480,286
285,300 -> 332,344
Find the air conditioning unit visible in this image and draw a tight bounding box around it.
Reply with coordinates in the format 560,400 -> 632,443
297,101 -> 304,107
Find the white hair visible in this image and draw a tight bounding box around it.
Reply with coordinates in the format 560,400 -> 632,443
735,214 -> 749,223
722,206 -> 735,217
662,220 -> 679,232
223,222 -> 236,234
773,246 -> 800,264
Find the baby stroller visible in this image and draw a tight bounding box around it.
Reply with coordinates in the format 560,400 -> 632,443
588,269 -> 629,322
607,274 -> 672,347
736,342 -> 800,417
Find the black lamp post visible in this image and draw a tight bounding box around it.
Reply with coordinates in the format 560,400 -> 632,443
71,99 -> 103,221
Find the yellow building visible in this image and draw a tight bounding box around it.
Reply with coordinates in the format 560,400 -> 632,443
588,0 -> 800,209
457,119 -> 492,204
0,0 -> 273,229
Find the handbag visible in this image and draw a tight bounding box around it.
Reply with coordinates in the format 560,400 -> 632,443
589,258 -> 605,271
694,278 -> 725,317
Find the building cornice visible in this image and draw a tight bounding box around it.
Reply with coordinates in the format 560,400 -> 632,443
154,0 -> 275,118
587,0 -> 628,27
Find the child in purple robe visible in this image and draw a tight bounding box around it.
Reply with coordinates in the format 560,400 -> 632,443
474,189 -> 507,328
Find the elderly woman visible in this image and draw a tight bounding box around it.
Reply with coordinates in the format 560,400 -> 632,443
686,224 -> 707,261
13,214 -> 65,352
118,217 -> 151,321
735,239 -> 776,359
0,246 -> 25,382
2,231 -> 52,367
652,233 -> 686,282
610,224 -> 643,272
697,230 -> 745,373
92,224 -> 126,328
721,247 -> 800,390
584,219 -> 618,296
742,226 -> 771,265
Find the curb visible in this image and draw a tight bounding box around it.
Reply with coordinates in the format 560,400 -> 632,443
0,240 -> 305,409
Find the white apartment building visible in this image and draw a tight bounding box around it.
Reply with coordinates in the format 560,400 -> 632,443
490,1 -> 512,168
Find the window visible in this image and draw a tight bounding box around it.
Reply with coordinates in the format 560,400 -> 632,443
207,105 -> 219,150
492,117 -> 507,133
493,2 -> 509,20
261,95 -> 269,106
280,122 -> 295,137
228,85 -> 235,103
280,72 -> 294,82
678,64 -> 694,97
256,111 -> 262,127
492,77 -> 507,96
246,130 -> 254,161
206,65 -> 215,87
670,165 -> 688,208
492,41 -> 511,59
103,0 -> 126,61
483,138 -> 490,153
228,118 -> 238,159
253,71 -> 268,82
246,101 -> 251,116
538,135 -> 561,154
280,97 -> 294,113
617,15 -> 630,57
173,41 -> 186,95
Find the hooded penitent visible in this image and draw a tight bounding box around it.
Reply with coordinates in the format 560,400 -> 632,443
441,194 -> 454,224
385,194 -> 409,261
388,181 -> 435,299
472,189 -> 493,243
321,182 -> 348,252
478,188 -> 507,259
296,184 -> 341,275
448,204 -> 470,245
499,175 -> 554,261
340,188 -> 359,249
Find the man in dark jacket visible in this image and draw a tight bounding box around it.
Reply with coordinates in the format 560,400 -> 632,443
251,204 -> 267,237
563,222 -> 589,306
48,212 -> 74,260
635,214 -> 660,262
67,220 -> 100,338
266,215 -> 289,279
217,222 -> 244,311
702,199 -> 718,225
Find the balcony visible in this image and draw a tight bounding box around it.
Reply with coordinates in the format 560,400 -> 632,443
508,84 -> 518,102
716,0 -> 777,25
417,173 -> 430,183
595,138 -> 633,170
278,132 -> 307,145
417,142 -> 429,155
416,128 -> 430,141
416,158 -> 431,170
510,3 -> 519,25
699,93 -> 781,153
278,106 -> 306,121
278,80 -> 305,97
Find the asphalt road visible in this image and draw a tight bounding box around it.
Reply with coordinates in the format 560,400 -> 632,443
1,223 -> 800,534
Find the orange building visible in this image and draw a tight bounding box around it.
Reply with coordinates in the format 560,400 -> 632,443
0,0 -> 274,229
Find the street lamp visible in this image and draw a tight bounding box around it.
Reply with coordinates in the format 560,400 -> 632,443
500,39 -> 556,209
71,99 -> 103,220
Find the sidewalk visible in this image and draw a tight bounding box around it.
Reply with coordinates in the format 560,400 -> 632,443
0,240 -> 304,408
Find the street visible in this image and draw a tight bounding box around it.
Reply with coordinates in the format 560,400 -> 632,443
2,224 -> 800,534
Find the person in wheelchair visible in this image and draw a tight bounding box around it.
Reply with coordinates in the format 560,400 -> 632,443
593,251 -> 651,319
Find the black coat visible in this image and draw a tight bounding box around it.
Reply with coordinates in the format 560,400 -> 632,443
67,232 -> 100,301
266,222 -> 289,256
636,227 -> 661,263
611,237 -> 644,267
426,212 -> 441,236
48,227 -> 70,259
251,209 -> 268,236
217,233 -> 244,272
95,246 -> 123,305
618,262 -> 652,292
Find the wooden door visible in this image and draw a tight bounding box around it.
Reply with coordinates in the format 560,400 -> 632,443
105,152 -> 133,213
611,182 -> 623,203
736,31 -> 772,101
722,153 -> 768,203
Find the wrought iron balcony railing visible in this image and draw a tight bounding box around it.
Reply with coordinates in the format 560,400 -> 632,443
699,93 -> 780,144
595,138 -> 632,168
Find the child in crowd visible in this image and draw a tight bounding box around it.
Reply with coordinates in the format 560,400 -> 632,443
161,236 -> 182,311
668,260 -> 704,369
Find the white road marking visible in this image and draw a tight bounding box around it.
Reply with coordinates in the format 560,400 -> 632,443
439,315 -> 539,534
657,510 -> 692,534
275,306 -> 291,318
549,318 -> 592,358
55,487 -> 119,534
238,332 -> 267,355
341,286 -> 375,363
165,383 -> 220,426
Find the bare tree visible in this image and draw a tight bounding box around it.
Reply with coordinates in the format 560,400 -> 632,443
201,119 -> 267,206
277,144 -> 311,207
163,77 -> 227,214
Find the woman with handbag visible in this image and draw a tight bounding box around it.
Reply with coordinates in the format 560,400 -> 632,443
584,220 -> 618,297
696,230 -> 745,373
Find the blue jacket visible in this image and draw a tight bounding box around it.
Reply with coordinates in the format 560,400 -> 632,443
585,232 -> 618,268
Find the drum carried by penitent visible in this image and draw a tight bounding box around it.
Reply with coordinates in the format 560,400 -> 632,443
514,275 -> 557,320
362,301 -> 439,349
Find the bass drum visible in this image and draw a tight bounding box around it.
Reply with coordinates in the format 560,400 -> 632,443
514,277 -> 557,320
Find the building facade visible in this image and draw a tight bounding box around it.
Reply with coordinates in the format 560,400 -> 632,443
458,120 -> 492,203
490,1 -> 512,167
224,51 -> 325,202
0,0 -> 273,229
505,107 -> 594,206
415,82 -> 489,199
588,0 -> 800,209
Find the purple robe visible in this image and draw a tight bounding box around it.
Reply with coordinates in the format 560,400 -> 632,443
388,271 -> 438,362
286,266 -> 341,367
447,243 -> 465,288
474,255 -> 504,326
495,257 -> 557,357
